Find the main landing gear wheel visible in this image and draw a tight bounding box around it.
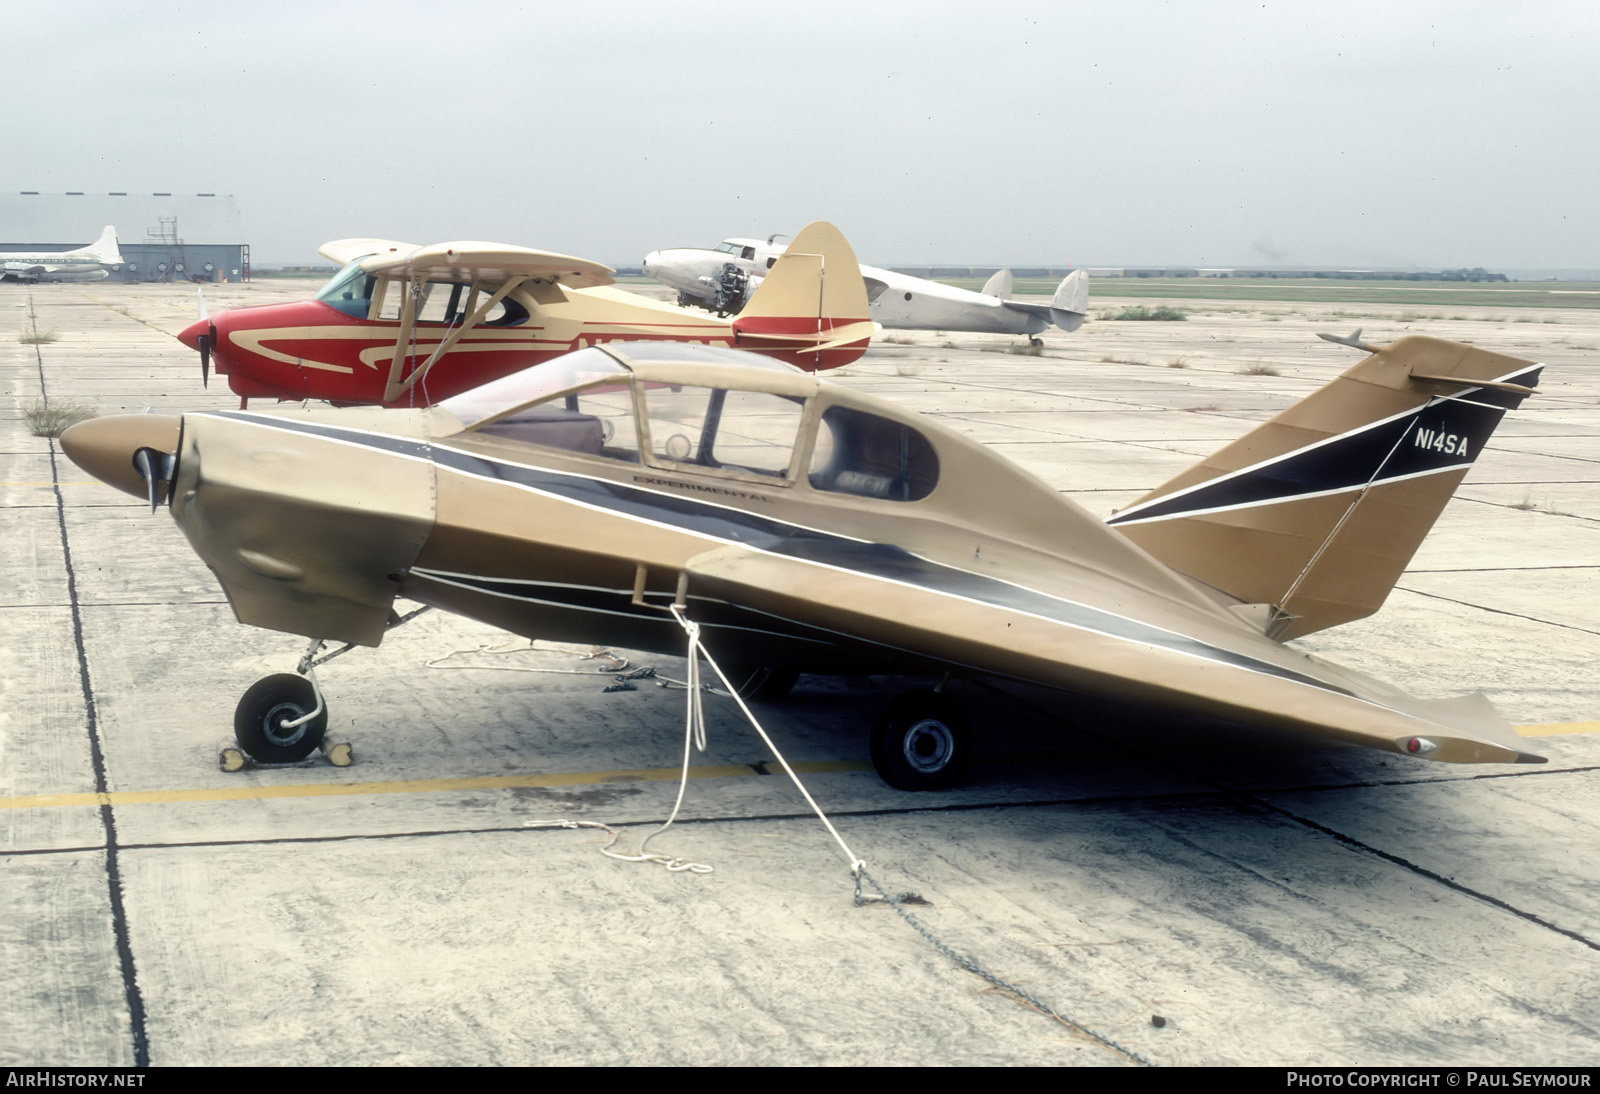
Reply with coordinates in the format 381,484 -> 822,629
1028,336 -> 1044,348
234,673 -> 327,763
870,690 -> 970,791
725,665 -> 800,703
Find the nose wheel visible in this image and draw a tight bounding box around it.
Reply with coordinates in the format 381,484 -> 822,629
234,673 -> 328,763
870,690 -> 970,791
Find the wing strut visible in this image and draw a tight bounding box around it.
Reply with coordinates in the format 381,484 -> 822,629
382,274 -> 528,403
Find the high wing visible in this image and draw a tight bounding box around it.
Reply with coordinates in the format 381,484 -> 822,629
318,238 -> 417,266
683,541 -> 1540,765
358,241 -> 615,288
318,238 -> 615,288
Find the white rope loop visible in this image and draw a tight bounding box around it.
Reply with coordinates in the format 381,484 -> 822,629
668,604 -> 864,878
522,819 -> 711,874
517,606 -> 866,881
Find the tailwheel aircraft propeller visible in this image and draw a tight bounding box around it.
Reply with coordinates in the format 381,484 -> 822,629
195,286 -> 215,387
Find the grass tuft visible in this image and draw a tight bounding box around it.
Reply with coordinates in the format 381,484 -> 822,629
1100,305 -> 1187,322
25,401 -> 96,437
1240,362 -> 1281,376
19,331 -> 57,344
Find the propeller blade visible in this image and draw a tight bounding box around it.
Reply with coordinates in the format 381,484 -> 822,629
131,446 -> 176,514
196,287 -> 212,387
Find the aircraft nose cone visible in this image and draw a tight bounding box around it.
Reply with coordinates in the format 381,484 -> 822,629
177,317 -> 205,350
60,414 -> 183,501
642,250 -> 661,276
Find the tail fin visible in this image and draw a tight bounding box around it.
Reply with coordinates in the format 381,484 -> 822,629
732,221 -> 874,370
78,225 -> 122,263
980,269 -> 1014,298
1049,270 -> 1089,332
1107,335 -> 1541,640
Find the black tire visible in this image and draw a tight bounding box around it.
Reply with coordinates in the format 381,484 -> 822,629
870,690 -> 971,791
724,665 -> 801,703
235,673 -> 327,763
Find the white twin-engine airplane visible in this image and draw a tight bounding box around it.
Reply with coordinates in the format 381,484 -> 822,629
644,234 -> 1089,343
1,225 -> 123,283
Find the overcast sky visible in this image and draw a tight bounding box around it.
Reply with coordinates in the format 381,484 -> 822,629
9,1 -> 1597,269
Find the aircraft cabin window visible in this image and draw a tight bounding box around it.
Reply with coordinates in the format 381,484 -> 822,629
314,260 -> 376,320
643,385 -> 803,479
375,279 -> 527,326
809,406 -> 939,502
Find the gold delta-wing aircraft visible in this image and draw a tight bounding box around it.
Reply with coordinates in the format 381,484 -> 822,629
63,332 -> 1544,787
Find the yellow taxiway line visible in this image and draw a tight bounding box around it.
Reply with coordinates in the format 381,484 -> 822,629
0,760 -> 871,812
0,723 -> 1590,814
1516,721 -> 1600,737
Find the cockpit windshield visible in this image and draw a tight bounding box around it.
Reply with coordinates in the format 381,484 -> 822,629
714,241 -> 742,255
314,259 -> 375,319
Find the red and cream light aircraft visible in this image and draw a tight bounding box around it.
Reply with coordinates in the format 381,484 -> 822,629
177,221 -> 874,407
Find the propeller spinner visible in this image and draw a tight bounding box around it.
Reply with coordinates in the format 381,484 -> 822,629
59,415 -> 183,511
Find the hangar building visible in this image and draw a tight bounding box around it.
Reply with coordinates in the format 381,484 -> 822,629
1,191 -> 248,282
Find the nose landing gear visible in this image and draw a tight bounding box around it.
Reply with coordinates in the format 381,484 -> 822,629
233,673 -> 328,763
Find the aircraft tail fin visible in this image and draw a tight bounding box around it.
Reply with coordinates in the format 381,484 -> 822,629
1049,270 -> 1089,332
980,269 -> 1014,298
733,221 -> 873,370
1107,334 -> 1541,640
76,225 -> 122,263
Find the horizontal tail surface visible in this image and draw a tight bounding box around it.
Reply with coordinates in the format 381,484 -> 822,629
1108,335 -> 1541,639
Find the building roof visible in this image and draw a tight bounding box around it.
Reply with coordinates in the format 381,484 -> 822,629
0,191 -> 243,245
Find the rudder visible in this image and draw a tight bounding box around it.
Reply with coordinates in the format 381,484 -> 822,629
1050,270 -> 1089,333
733,221 -> 874,370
